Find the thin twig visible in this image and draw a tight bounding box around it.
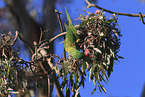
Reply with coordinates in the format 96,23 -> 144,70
86,0 -> 145,17
39,28 -> 43,44
49,32 -> 66,43
53,73 -> 64,97
12,31 -> 18,47
55,9 -> 66,59
46,57 -> 64,97
55,9 -> 64,33
139,12 -> 145,24
45,9 -> 66,95
18,32 -> 34,53
38,61 -> 48,74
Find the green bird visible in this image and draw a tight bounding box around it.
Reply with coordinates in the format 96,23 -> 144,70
64,8 -> 83,59
65,7 -> 79,40
64,25 -> 83,59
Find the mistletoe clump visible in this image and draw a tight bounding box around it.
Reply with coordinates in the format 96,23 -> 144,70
60,9 -> 123,96
76,10 -> 122,77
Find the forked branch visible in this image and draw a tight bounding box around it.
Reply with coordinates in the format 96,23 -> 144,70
86,0 -> 145,18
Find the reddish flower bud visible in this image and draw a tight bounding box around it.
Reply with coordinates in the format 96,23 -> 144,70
95,10 -> 101,14
84,49 -> 90,56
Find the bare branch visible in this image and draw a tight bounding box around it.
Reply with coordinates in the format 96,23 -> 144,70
55,9 -> 66,59
39,28 -> 43,44
86,0 -> 145,17
49,32 -> 66,43
18,31 -> 34,53
12,31 -> 18,47
139,12 -> 145,24
55,9 -> 64,33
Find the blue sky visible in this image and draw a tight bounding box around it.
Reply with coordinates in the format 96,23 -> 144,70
55,0 -> 145,97
0,0 -> 145,97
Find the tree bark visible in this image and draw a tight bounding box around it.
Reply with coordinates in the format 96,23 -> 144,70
43,0 -> 56,53
5,0 -> 40,50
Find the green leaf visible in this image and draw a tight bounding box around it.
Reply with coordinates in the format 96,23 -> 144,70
61,76 -> 68,89
82,62 -> 87,72
81,78 -> 85,88
100,64 -> 105,76
89,68 -> 92,83
90,72 -> 95,85
70,74 -> 74,91
99,86 -> 102,93
100,84 -> 106,93
11,91 -> 19,94
66,89 -> 70,97
99,74 -> 108,84
54,65 -> 59,75
114,62 -> 118,65
50,77 -> 54,94
91,87 -> 96,95
80,19 -> 89,27
87,63 -> 93,72
107,56 -> 114,78
75,71 -> 79,83
77,68 -> 86,89
95,72 -> 100,81
118,56 -> 124,59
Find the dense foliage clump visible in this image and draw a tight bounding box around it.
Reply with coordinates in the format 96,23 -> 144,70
0,32 -> 31,96
58,10 -> 123,96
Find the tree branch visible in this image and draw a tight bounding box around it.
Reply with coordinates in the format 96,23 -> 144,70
17,31 -> 34,54
12,31 -> 18,47
55,9 -> 66,59
55,9 -> 64,33
49,32 -> 66,43
139,12 -> 145,24
86,0 -> 145,17
5,0 -> 40,49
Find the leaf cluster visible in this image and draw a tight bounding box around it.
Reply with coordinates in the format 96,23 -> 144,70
0,32 -> 31,96
56,10 -> 123,96
76,10 -> 122,78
